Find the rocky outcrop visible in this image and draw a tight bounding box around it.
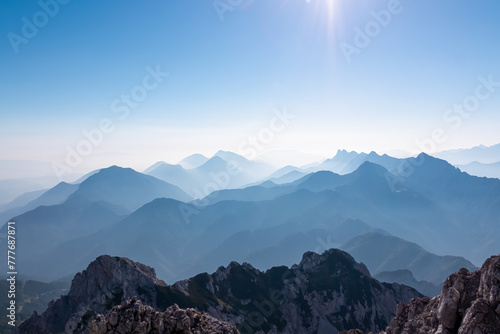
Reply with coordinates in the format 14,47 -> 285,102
384,255 -> 500,334
340,330 -> 365,334
18,250 -> 421,334
18,256 -> 169,334
87,298 -> 238,334
158,249 -> 420,333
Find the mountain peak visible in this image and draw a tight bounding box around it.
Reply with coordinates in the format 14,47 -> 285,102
71,165 -> 191,211
197,155 -> 227,169
178,153 -> 209,169
93,165 -> 134,175
411,153 -> 462,176
416,152 -> 432,159
298,248 -> 371,277
214,150 -> 250,163
80,165 -> 138,183
354,161 -> 388,175
333,149 -> 359,158
18,255 -> 167,333
335,149 -> 349,155
143,161 -> 167,174
69,255 -> 166,303
215,149 -> 230,155
368,151 -> 381,156
19,249 -> 421,334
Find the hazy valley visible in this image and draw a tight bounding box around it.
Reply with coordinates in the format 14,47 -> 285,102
1,146 -> 499,333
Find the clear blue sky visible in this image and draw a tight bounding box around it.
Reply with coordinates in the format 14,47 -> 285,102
1,0 -> 500,172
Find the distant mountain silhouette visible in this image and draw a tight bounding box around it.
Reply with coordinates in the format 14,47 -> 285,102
3,152 -> 499,288
240,219 -> 377,271
264,165 -> 307,184
457,160 -> 500,179
342,232 -> 477,285
145,151 -> 275,197
71,165 -> 191,211
178,153 -> 209,169
71,169 -> 101,183
1,196 -> 129,280
0,178 -> 46,207
310,149 -> 364,173
308,150 -> 403,175
374,269 -> 440,297
0,188 -> 46,212
0,166 -> 191,278
398,154 -> 500,262
25,198 -> 202,280
0,181 -> 78,225
19,160 -> 485,284
144,162 -> 193,194
434,142 -> 500,165
270,170 -> 307,184
191,156 -> 499,265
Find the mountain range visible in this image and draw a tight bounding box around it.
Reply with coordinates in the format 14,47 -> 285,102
144,151 -> 275,197
17,250 -> 500,334
1,147 -> 499,332
18,250 -> 422,334
457,161 -> 500,179
434,142 -> 500,165
0,149 -> 498,299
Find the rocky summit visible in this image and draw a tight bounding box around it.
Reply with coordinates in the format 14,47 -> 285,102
18,255 -> 171,333
382,254 -> 500,334
88,298 -> 238,334
18,249 -> 420,334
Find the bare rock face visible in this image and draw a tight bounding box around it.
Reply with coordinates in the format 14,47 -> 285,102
384,255 -> 500,334
18,256 -> 169,334
340,330 -> 365,334
157,249 -> 421,334
68,255 -> 167,311
18,250 -> 421,334
87,298 -> 239,334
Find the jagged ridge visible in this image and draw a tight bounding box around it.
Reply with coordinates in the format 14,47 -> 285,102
382,254 -> 500,334
88,298 -> 238,334
18,249 -> 421,334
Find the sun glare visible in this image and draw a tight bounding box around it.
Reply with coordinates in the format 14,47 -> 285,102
303,0 -> 343,54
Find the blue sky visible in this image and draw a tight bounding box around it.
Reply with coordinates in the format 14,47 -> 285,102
1,0 -> 500,172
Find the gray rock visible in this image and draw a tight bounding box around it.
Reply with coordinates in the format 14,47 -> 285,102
17,255 -> 168,334
17,250 -> 422,334
384,255 -> 500,334
340,330 -> 364,334
85,300 -> 239,334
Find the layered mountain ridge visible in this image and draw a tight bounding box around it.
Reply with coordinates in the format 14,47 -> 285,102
1,153 -> 493,294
